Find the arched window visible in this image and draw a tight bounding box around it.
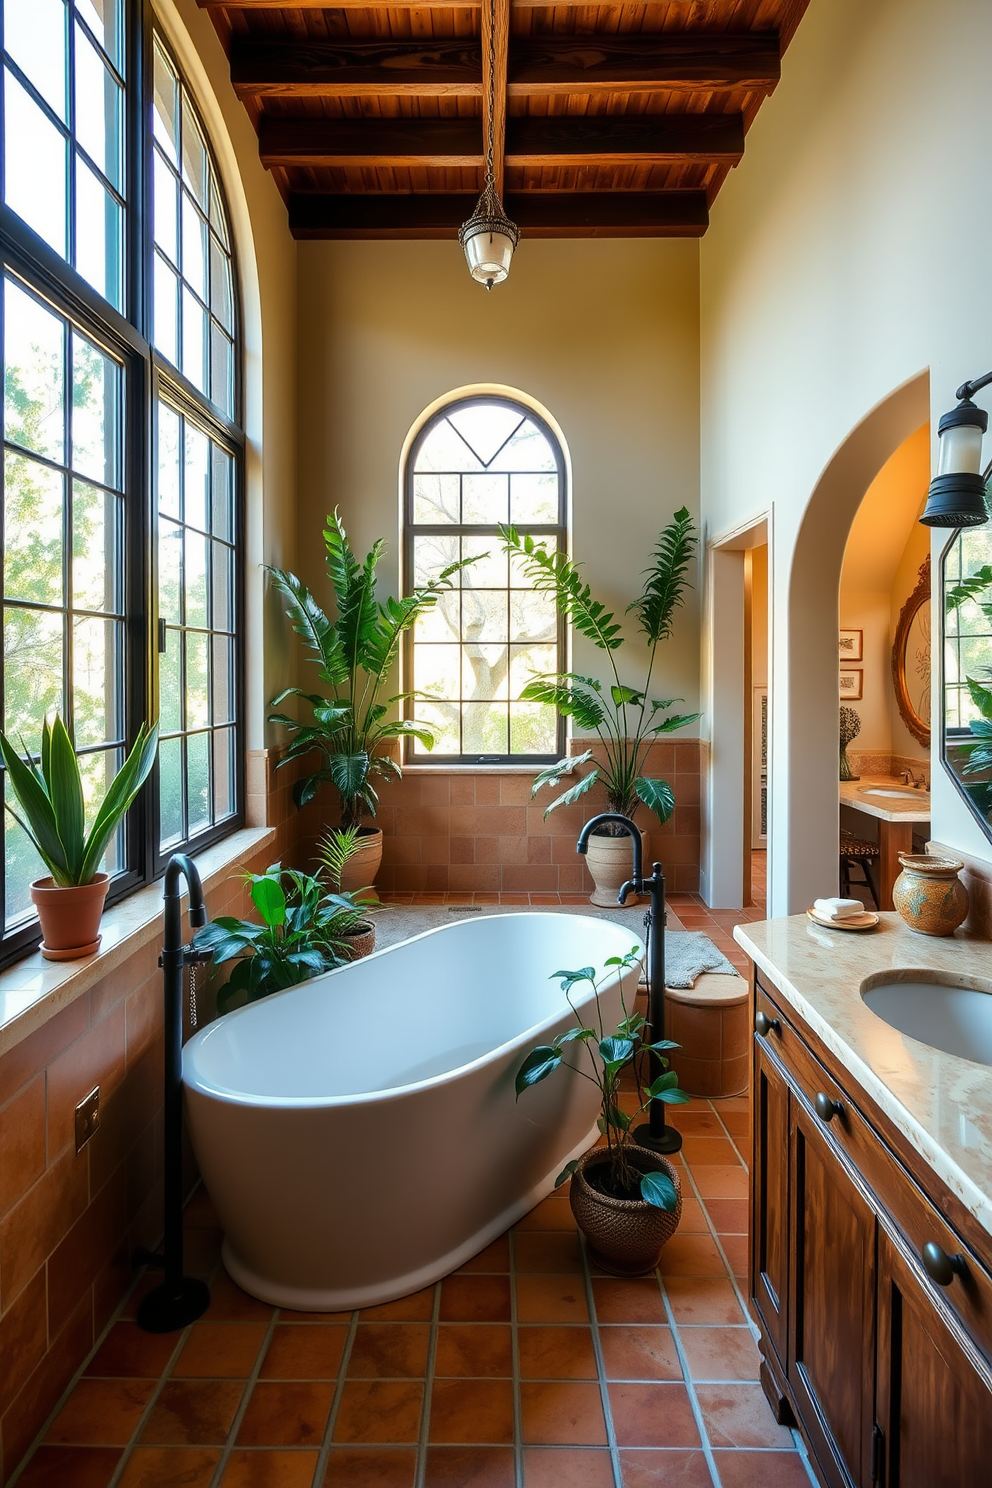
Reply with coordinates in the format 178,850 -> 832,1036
0,10 -> 244,962
405,395 -> 566,764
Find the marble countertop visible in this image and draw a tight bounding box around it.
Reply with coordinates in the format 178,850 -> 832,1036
840,775 -> 931,823
734,914 -> 992,1238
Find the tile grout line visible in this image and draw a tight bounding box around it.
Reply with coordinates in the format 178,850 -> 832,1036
577,1231 -> 624,1488
656,1271 -> 724,1488
206,1295 -> 282,1488
509,1228 -> 524,1488
413,1282 -> 442,1488
310,1306 -> 361,1488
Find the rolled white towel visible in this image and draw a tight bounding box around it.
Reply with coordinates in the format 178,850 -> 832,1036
813,896 -> 866,920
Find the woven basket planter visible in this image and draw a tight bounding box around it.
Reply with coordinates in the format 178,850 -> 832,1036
569,1144 -> 682,1276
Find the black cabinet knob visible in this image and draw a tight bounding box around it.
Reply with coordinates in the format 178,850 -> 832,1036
814,1092 -> 843,1123
922,1242 -> 966,1287
755,1010 -> 781,1038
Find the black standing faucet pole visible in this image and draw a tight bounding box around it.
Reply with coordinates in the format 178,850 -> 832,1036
136,854 -> 212,1333
577,813 -> 682,1157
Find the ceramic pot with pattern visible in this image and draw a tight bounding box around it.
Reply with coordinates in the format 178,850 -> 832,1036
892,853 -> 969,937
569,1144 -> 682,1276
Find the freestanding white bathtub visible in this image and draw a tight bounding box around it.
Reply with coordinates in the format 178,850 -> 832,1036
183,912 -> 643,1311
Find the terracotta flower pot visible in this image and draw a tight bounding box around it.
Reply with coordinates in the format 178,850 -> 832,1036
30,873 -> 110,961
569,1144 -> 682,1276
583,829 -> 647,907
892,853 -> 969,937
339,827 -> 383,895
340,921 -> 376,961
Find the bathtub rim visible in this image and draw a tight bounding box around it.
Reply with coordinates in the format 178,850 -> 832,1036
182,911 -> 644,1111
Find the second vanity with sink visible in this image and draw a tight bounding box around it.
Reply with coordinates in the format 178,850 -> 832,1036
839,776 -> 931,909
733,914 -> 992,1487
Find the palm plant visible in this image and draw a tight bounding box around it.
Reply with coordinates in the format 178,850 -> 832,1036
500,507 -> 700,828
268,509 -> 474,828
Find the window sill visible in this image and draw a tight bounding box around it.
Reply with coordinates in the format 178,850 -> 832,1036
0,826 -> 276,1060
401,764 -> 571,776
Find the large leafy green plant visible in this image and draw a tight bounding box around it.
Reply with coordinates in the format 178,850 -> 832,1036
268,509 -> 473,829
500,508 -> 700,827
0,715 -> 158,886
945,565 -> 992,817
516,952 -> 689,1208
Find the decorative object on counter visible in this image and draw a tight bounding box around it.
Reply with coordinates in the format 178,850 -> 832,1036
839,669 -> 863,701
892,852 -> 969,937
891,554 -> 931,748
839,628 -> 863,661
500,509 -> 701,905
0,715 -> 158,960
806,904 -> 880,931
266,508 -> 476,887
920,371 -> 992,526
839,705 -> 862,780
813,896 -> 868,921
516,950 -> 688,1275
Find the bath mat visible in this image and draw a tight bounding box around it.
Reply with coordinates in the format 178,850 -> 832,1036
663,931 -> 738,989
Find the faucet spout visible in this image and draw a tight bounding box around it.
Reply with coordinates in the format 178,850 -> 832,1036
163,852 -> 207,939
576,812 -> 643,886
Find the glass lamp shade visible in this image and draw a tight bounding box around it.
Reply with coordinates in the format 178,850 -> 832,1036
920,398 -> 990,526
462,225 -> 516,288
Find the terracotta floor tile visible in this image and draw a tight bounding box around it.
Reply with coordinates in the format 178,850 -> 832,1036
695,1383 -> 796,1449
598,1326 -> 681,1381
703,1198 -> 748,1234
428,1378 -> 514,1444
591,1278 -> 666,1325
514,1232 -> 584,1273
608,1383 -> 700,1448
434,1324 -> 513,1378
517,1325 -> 598,1380
259,1323 -> 349,1379
457,1237 -> 510,1273
174,1322 -> 269,1378
16,1446 -> 123,1488
666,1111 -> 726,1136
678,1198 -> 709,1233
686,1166 -> 748,1200
679,1326 -> 761,1382
439,1275 -> 512,1323
516,1274 -> 589,1324
423,1445 -> 516,1485
139,1379 -> 245,1444
718,1113 -> 750,1141
663,1277 -> 746,1326
716,1096 -> 751,1113
522,1447 -> 616,1486
323,1446 -> 418,1486
520,1381 -> 608,1445
236,1380 -> 335,1446
46,1377 -> 155,1445
681,1138 -> 743,1168
185,1228 -> 224,1277
276,1308 -> 353,1323
85,1321 -> 177,1378
659,1233 -> 728,1278
514,1197 -> 577,1232
220,1449 -> 319,1487
117,1446 -> 221,1487
713,1450 -> 812,1486
618,1448 -> 713,1486
333,1380 -> 425,1444
347,1322 -> 430,1378
207,1271 -> 275,1323
359,1288 -> 435,1322
720,1234 -> 749,1278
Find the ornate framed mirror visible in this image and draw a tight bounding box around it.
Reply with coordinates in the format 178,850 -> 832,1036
942,522 -> 992,835
891,555 -> 931,748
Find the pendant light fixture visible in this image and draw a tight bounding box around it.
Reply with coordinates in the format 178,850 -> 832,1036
920,371 -> 992,527
458,0 -> 519,290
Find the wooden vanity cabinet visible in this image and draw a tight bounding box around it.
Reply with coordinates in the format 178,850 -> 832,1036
749,970 -> 992,1488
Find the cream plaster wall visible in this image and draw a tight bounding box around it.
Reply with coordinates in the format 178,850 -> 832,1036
294,238 -> 702,721
700,0 -> 992,912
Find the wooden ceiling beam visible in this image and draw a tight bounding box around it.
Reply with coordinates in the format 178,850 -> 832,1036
259,113 -> 743,169
229,34 -> 778,101
288,190 -> 708,239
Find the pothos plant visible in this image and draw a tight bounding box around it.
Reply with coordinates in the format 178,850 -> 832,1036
500,508 -> 700,830
515,951 -> 689,1209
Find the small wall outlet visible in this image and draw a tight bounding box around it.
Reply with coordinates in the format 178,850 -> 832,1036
75,1086 -> 100,1153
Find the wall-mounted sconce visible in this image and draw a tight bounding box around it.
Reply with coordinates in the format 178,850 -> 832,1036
920,371 -> 992,527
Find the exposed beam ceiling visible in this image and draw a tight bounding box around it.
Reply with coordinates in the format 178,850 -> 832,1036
484,0 -> 510,198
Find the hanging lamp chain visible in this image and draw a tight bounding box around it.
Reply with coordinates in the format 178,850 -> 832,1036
483,0 -> 496,192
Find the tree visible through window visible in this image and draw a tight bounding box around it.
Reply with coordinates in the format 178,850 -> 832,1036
406,397 -> 565,762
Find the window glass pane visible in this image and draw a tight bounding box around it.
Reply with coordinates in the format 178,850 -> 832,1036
159,734 -> 183,848
3,74 -> 69,257
159,519 -> 183,624
213,727 -> 234,820
412,700 -> 459,757
413,474 -> 459,525
185,531 -> 208,628
511,472 -> 558,525
5,776 -> 45,925
4,455 -> 64,606
447,405 -> 522,466
158,405 -> 181,517
71,331 -> 121,488
210,445 -> 232,539
75,160 -> 123,310
462,473 -> 508,526
4,0 -> 68,121
211,635 -> 233,723
510,702 -> 556,755
3,281 -> 66,465
182,197 -> 207,299
181,285 -> 206,389
154,151 -> 179,265
461,536 -> 506,589
76,0 -> 122,70
186,731 -> 210,835
153,41 -> 179,164
184,424 -> 209,530
73,614 -> 123,746
211,543 -> 232,632
181,98 -> 208,210
3,605 -> 63,754
415,419 -> 483,475
73,482 -> 121,613
489,418 -> 557,473
210,323 -> 233,417
462,702 -> 508,755
74,23 -> 122,188
79,747 -> 123,873
186,632 -> 209,728
154,254 -> 179,366
210,235 -> 233,331
160,628 -> 182,734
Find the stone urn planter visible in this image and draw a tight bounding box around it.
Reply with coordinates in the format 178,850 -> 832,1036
569,1145 -> 682,1275
583,829 -> 647,907
892,853 -> 969,937
339,827 -> 383,895
30,873 -> 110,960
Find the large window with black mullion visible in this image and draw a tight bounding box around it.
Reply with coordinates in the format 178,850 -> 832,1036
405,396 -> 566,764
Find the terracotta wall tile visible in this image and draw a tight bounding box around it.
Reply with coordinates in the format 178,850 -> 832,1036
383,838 -> 423,867
124,977 -> 162,1069
450,839 -> 474,864
47,1163 -> 128,1337
449,778 -> 475,806
89,941 -> 158,1024
473,838 -> 502,865
1,1292 -> 92,1480
88,1042 -> 161,1198
498,776 -> 533,806
419,778 -> 450,807
448,866 -> 500,893
527,838 -> 551,864
474,779 -> 501,806
0,999 -> 88,1107
0,1076 -> 46,1218
502,866 -> 559,893
47,1005 -> 127,1161
421,836 -> 450,865
0,1267 -> 46,1417
0,1148 -> 88,1309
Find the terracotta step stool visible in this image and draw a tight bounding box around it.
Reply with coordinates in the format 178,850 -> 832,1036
664,972 -> 750,1098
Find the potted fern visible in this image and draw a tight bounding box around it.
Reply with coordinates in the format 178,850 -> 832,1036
500,508 -> 700,904
0,716 -> 158,959
267,509 -> 473,888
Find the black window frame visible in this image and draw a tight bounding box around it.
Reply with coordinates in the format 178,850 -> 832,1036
403,393 -> 567,767
0,1 -> 245,968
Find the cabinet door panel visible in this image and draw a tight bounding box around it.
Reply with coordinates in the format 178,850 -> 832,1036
876,1227 -> 992,1487
791,1101 -> 875,1488
751,1035 -> 790,1368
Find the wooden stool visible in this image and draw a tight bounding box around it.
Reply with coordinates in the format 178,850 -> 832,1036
839,830 -> 880,909
664,973 -> 750,1099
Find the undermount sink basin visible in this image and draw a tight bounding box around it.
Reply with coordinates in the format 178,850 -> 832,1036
858,787 -> 925,800
861,972 -> 992,1066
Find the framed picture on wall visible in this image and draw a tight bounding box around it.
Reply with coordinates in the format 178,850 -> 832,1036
839,629 -> 863,662
839,669 -> 863,700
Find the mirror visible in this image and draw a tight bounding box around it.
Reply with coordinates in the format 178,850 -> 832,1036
942,526 -> 992,833
892,555 -> 931,748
